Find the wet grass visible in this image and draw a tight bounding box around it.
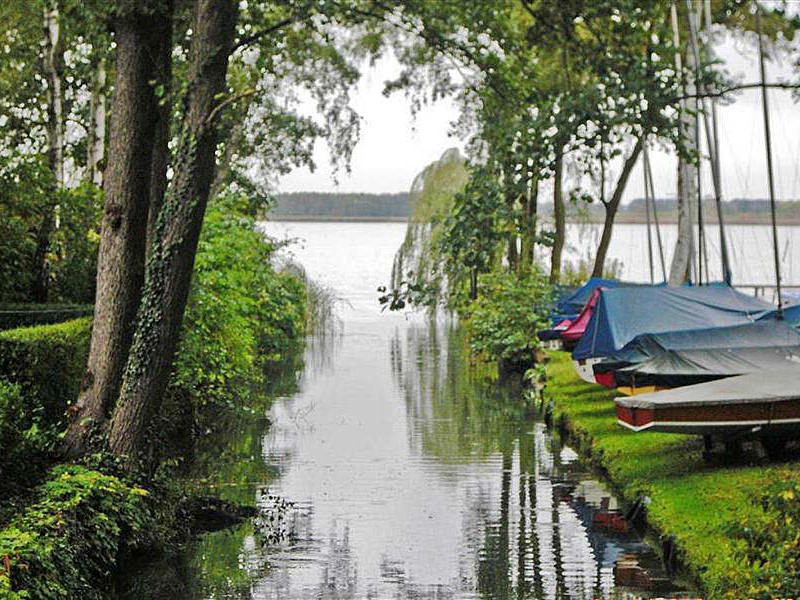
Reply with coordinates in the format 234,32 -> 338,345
543,350 -> 800,598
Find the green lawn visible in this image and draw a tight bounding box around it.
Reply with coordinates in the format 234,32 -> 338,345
543,351 -> 800,598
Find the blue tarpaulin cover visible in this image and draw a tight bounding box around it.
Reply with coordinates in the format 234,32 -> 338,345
572,286 -> 773,360
759,303 -> 800,328
555,278 -> 624,316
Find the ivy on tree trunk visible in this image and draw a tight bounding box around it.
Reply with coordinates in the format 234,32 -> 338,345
63,7 -> 171,456
108,0 -> 239,468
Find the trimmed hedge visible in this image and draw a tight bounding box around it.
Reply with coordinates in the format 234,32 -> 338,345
0,304 -> 93,331
0,318 -> 91,424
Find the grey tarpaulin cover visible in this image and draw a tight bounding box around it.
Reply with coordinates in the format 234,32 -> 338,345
616,370 -> 800,409
613,343 -> 800,387
594,320 -> 800,386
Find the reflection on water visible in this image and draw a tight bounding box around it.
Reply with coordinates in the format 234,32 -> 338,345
121,221 -> 703,598
185,318 -> 688,599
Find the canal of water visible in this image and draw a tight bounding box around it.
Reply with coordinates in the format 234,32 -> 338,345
131,222 -> 695,599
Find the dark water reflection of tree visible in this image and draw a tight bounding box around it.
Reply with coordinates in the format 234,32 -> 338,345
123,321 -> 681,599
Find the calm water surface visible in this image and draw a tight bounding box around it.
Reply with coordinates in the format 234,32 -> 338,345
168,222 -> 711,599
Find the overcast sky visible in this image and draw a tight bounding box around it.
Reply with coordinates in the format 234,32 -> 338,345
278,28 -> 800,203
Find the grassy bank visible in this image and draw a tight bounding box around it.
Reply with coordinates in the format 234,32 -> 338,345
542,350 -> 800,598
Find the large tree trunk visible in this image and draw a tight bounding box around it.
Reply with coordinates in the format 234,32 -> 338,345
87,54 -> 108,187
62,9 -> 170,456
147,11 -> 174,251
32,0 -> 65,302
591,137 -> 644,278
669,143 -> 697,284
520,177 -> 538,273
108,0 -> 238,467
548,150 -> 565,284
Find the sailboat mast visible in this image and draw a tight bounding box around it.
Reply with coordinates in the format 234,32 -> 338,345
685,0 -> 710,285
643,141 -> 655,284
644,146 -> 667,281
756,4 -> 784,316
704,0 -> 732,285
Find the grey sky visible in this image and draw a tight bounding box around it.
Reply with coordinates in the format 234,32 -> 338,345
278,29 -> 800,202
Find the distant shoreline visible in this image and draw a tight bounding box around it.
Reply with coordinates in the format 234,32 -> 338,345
265,214 -> 800,225
265,215 -> 409,222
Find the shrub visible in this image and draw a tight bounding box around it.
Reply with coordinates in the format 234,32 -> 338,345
0,465 -> 149,599
166,195 -> 306,421
0,380 -> 53,493
466,269 -> 551,371
0,318 -> 92,424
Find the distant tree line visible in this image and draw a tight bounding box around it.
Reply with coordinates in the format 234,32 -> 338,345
624,198 -> 800,214
271,192 -> 411,218
269,192 -> 800,221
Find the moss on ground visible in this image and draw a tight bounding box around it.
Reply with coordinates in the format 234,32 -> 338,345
543,350 -> 800,598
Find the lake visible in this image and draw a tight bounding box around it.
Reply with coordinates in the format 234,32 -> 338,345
134,220 -> 761,599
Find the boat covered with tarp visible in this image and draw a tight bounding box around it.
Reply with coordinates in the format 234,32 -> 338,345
613,343 -> 800,391
556,278 -> 625,316
571,286 -> 773,362
538,278 -> 645,341
615,370 -> 800,434
593,320 -> 800,390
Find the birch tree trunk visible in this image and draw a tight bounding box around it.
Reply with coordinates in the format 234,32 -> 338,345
63,8 -> 170,456
669,156 -> 696,284
108,0 -> 239,467
519,177 -> 538,273
43,1 -> 64,187
87,55 -> 107,187
591,138 -> 644,278
32,0 -> 65,301
505,187 -> 518,272
668,2 -> 697,285
549,150 -> 565,284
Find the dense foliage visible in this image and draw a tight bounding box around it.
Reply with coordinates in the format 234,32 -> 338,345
167,194 -> 307,418
0,158 -> 101,304
465,270 -> 550,371
0,465 -> 150,600
0,318 -> 92,427
0,318 -> 93,511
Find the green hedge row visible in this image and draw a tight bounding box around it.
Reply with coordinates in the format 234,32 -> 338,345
0,304 -> 94,331
0,318 -> 92,424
